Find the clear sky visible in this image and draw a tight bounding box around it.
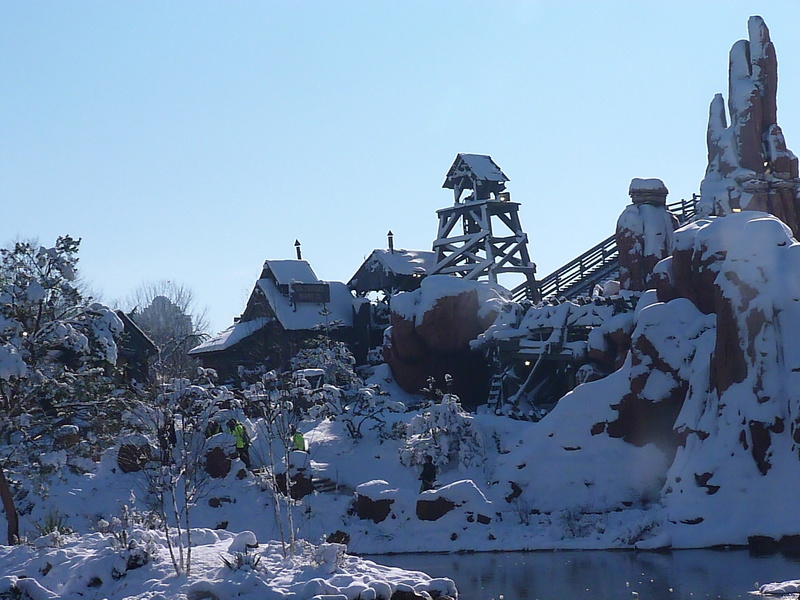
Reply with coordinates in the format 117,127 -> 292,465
3,1 -> 800,334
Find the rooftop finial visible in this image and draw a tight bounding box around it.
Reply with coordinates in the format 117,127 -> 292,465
294,240 -> 302,260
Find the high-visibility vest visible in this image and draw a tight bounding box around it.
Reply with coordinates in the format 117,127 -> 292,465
230,423 -> 246,449
292,432 -> 305,451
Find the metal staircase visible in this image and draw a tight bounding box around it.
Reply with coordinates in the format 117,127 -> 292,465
527,195 -> 699,302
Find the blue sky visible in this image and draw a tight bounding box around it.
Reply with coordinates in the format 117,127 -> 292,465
3,2 -> 800,333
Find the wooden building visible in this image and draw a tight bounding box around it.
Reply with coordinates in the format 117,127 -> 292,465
189,260 -> 355,382
115,310 -> 158,383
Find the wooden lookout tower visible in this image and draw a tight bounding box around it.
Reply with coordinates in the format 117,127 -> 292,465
430,153 -> 538,301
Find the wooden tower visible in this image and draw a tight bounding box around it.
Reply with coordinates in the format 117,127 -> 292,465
430,153 -> 538,301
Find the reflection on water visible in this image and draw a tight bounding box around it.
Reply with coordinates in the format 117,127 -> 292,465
366,549 -> 800,600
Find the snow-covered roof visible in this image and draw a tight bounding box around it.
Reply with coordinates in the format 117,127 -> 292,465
256,277 -> 354,331
188,317 -> 272,354
443,153 -> 509,188
367,249 -> 436,276
263,260 -> 319,286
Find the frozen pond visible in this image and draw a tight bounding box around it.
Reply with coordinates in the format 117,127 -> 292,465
366,549 -> 800,599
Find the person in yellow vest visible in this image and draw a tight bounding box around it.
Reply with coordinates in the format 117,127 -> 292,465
227,419 -> 251,469
291,428 -> 306,452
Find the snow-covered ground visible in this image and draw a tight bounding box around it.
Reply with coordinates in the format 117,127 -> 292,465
0,530 -> 456,600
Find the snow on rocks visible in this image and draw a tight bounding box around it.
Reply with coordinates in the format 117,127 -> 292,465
616,178 -> 679,292
384,275 -> 509,408
698,17 -> 800,235
229,530 -> 259,552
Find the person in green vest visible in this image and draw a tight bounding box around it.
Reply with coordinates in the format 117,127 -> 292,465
291,428 -> 306,452
227,419 -> 251,469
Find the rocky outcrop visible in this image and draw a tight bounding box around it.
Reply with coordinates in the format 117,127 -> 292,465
415,480 -> 493,524
354,480 -> 396,524
415,496 -> 456,522
384,276 -> 508,409
698,16 -> 800,236
204,447 -> 232,479
616,178 -> 679,291
117,437 -> 153,473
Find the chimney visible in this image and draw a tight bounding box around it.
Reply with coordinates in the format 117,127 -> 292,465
387,230 -> 394,253
294,239 -> 302,260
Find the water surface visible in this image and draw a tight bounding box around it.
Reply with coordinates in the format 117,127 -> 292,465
367,549 -> 800,600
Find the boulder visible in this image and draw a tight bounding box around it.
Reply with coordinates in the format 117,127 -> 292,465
354,480 -> 397,524
204,447 -> 231,479
117,439 -> 152,473
416,496 -> 456,521
384,276 -> 508,409
616,178 -> 679,292
54,425 -> 80,450
355,495 -> 393,524
274,471 -> 314,500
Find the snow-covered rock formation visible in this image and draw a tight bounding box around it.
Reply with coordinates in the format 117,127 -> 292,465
481,16 -> 800,548
616,178 -> 679,291
383,276 -> 509,409
698,16 -> 800,236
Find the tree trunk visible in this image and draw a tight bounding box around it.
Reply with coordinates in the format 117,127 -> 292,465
0,463 -> 19,544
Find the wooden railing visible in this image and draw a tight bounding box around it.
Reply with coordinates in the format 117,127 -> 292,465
529,194 -> 699,302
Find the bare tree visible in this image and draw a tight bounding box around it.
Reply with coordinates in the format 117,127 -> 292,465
122,281 -> 210,380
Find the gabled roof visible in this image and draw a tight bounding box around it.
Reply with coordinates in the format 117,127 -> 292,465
348,248 -> 437,294
366,249 -> 436,276
188,317 -> 272,355
263,260 -> 319,286
443,153 -> 509,189
115,310 -> 157,355
256,277 -> 353,331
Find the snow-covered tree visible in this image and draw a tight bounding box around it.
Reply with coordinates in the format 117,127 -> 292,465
0,237 -> 123,418
0,236 -> 125,543
292,339 -> 403,439
399,392 -> 486,471
130,368 -> 228,576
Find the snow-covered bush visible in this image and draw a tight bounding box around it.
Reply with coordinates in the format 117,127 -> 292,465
221,549 -> 262,572
291,339 -> 403,439
399,393 -> 485,470
312,542 -> 346,574
35,510 -> 73,537
128,371 -> 232,576
95,505 -> 159,578
559,505 -> 604,539
291,338 -> 359,388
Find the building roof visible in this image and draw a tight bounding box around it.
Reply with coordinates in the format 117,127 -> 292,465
368,248 -> 436,276
256,277 -> 354,331
443,153 -> 509,189
348,248 -> 437,294
188,317 -> 272,355
263,260 -> 319,286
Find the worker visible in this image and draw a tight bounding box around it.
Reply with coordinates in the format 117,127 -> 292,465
291,428 -> 306,452
227,419 -> 251,469
419,455 -> 436,492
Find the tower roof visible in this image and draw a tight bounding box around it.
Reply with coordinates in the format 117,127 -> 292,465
443,153 -> 509,189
